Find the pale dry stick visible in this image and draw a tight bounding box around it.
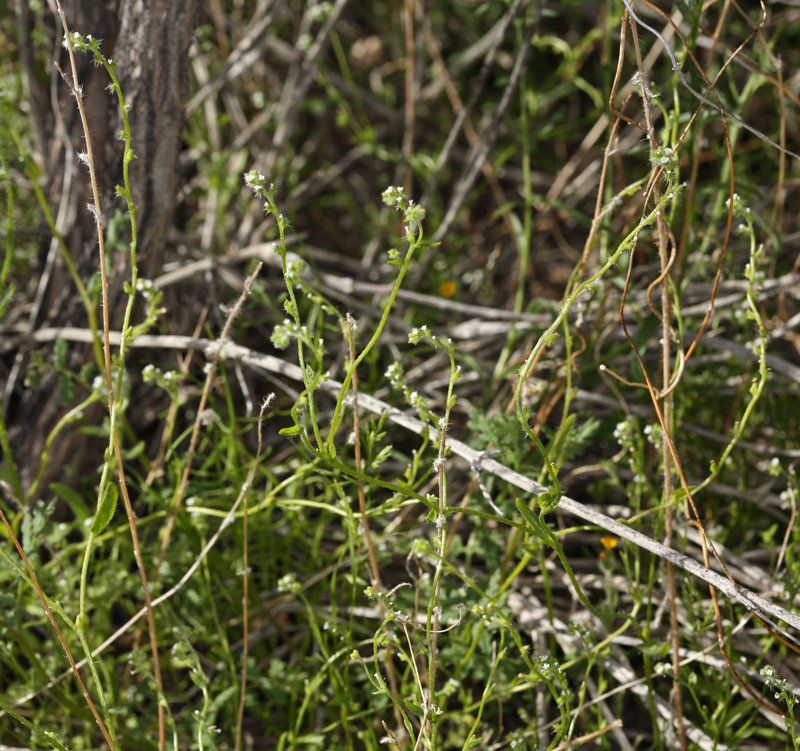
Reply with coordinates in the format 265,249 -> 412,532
146,305 -> 210,485
771,483 -> 796,589
185,0 -> 282,115
507,607 -> 780,751
621,0 -> 800,161
418,0 -> 528,215
694,20 -> 800,110
550,720 -> 623,751
12,329 -> 800,638
193,54 -> 221,252
52,3 -> 166,746
626,14 -> 687,747
570,6 -> 635,286
263,0 -> 350,179
421,19 -> 518,247
234,394 -> 273,751
345,313 -> 405,735
157,262 -> 263,569
149,239 -> 551,323
2,472 -> 254,720
674,0 -> 755,272
545,5 -> 684,205
721,0 -> 791,245
422,8 -> 540,266
618,243 -> 800,714
400,621 -> 427,751
401,0 -> 417,196
0,504 -> 116,749
26,317 -> 800,388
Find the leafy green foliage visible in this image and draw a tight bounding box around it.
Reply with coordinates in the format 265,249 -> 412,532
2,1 -> 800,750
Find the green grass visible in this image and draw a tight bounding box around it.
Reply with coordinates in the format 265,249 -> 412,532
2,0 -> 800,749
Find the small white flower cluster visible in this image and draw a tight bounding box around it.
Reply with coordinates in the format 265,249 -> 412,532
650,145 -> 678,176
244,170 -> 272,197
654,662 -> 671,676
408,325 -> 432,345
384,361 -> 404,389
296,33 -> 313,53
471,602 -> 494,626
382,185 -> 406,210
382,186 -> 426,238
271,319 -> 307,350
278,572 -> 301,594
725,192 -> 751,218
64,31 -> 91,51
568,620 -> 590,642
309,2 -> 333,22
534,654 -> 558,677
408,390 -> 428,413
643,423 -> 662,450
135,277 -> 156,300
613,416 -> 635,447
143,363 -> 179,385
760,664 -> 792,701
411,538 -> 429,558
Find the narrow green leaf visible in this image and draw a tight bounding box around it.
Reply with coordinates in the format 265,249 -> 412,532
516,498 -> 557,547
91,482 -> 118,535
50,482 -> 91,522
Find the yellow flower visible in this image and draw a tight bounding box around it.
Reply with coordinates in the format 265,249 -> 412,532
439,281 -> 457,298
600,534 -> 618,551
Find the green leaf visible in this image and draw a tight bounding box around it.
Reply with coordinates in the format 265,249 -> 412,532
91,482 -> 118,535
405,700 -> 424,718
50,483 -> 91,522
537,490 -> 561,514
54,337 -> 68,371
279,425 -> 302,436
640,640 -> 670,657
516,498 -> 557,547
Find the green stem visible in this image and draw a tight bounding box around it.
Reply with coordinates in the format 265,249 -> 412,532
326,240 -> 421,454
26,392 -> 100,503
10,135 -> 104,371
514,186 -> 679,499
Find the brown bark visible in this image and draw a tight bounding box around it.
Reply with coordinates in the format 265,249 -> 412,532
7,0 -> 198,493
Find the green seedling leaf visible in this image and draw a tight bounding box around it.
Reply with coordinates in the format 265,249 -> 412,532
91,482 -> 118,535
538,490 -> 561,514
405,700 -> 424,718
279,425 -> 303,436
